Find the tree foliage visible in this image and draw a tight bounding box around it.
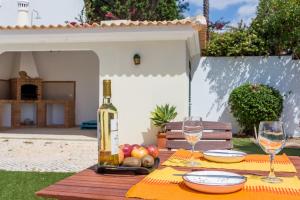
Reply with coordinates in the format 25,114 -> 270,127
84,0 -> 189,23
206,0 -> 300,57
251,0 -> 300,58
229,83 -> 283,134
206,23 -> 267,56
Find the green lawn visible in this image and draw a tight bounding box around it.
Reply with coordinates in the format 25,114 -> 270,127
0,138 -> 299,200
233,137 -> 300,156
0,170 -> 73,200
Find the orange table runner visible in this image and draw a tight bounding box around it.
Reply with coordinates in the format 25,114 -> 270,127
162,149 -> 297,172
127,167 -> 300,200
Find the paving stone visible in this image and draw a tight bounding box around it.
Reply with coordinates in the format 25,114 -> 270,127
0,138 -> 98,172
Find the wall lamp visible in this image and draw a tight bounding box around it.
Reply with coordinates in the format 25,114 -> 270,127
133,54 -> 141,65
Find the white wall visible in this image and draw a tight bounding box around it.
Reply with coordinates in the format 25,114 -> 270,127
35,51 -> 99,125
46,104 -> 65,125
0,52 -> 15,79
20,103 -> 37,125
0,80 -> 9,99
98,41 -> 189,145
1,104 -> 11,127
191,56 -> 300,137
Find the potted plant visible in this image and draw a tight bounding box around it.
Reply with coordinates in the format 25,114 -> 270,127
150,104 -> 177,149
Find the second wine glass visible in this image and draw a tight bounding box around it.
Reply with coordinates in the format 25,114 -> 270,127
257,121 -> 286,183
182,116 -> 203,166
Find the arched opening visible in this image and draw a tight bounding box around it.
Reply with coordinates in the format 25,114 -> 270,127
0,50 -> 99,134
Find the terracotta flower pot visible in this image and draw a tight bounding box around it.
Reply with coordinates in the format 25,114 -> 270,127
157,132 -> 167,149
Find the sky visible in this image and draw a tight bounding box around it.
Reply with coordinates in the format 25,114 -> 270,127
0,0 -> 259,26
187,0 -> 259,25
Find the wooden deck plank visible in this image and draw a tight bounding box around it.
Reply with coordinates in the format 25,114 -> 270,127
66,174 -> 142,183
36,151 -> 300,200
44,184 -> 128,196
56,180 -> 135,189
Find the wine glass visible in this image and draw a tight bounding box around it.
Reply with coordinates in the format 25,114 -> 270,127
256,121 -> 286,183
182,117 -> 203,166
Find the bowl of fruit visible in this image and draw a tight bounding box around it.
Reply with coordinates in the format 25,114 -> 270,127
96,144 -> 160,175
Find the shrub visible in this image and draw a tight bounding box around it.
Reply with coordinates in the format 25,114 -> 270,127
228,83 -> 283,134
205,24 -> 268,56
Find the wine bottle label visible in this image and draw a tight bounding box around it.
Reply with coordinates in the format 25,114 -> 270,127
110,119 -> 119,155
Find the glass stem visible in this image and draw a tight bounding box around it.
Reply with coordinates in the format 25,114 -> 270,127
191,144 -> 195,161
268,154 -> 275,178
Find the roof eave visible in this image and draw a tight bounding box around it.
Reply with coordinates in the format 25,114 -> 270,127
0,15 -> 207,56
0,26 -> 197,45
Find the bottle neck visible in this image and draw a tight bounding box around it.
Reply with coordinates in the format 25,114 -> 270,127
103,96 -> 111,104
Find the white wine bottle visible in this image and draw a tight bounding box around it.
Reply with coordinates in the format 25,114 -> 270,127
98,80 -> 119,166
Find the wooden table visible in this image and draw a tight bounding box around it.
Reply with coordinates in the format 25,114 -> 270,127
36,151 -> 300,200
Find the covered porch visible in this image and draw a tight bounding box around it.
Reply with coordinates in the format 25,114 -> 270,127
0,17 -> 206,145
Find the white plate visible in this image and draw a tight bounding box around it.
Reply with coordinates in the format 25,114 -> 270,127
183,171 -> 247,194
203,150 -> 247,163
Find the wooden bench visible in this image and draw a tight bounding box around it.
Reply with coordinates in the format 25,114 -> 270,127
165,121 -> 233,151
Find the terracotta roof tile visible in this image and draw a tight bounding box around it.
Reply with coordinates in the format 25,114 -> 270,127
0,16 -> 207,31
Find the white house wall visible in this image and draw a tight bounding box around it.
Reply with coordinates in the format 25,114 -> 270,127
191,56 -> 300,137
97,41 -> 189,145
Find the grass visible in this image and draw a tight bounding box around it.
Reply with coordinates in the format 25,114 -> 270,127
233,137 -> 300,156
0,138 -> 299,200
0,170 -> 73,200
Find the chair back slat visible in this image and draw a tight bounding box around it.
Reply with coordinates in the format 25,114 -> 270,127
166,121 -> 232,131
165,121 -> 233,151
166,131 -> 232,140
166,140 -> 233,151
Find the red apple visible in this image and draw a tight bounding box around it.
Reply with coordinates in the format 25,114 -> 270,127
131,147 -> 148,159
122,144 -> 133,158
147,145 -> 159,158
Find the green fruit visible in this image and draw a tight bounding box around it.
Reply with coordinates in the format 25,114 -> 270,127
141,155 -> 154,168
122,157 -> 141,167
